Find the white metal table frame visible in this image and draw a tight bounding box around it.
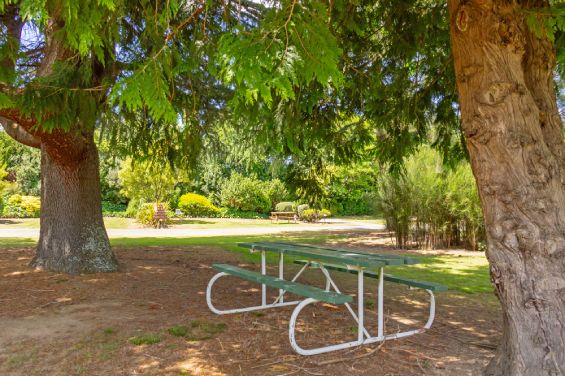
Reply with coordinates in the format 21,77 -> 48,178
206,247 -> 436,356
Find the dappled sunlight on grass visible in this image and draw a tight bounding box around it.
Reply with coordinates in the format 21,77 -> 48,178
392,255 -> 491,294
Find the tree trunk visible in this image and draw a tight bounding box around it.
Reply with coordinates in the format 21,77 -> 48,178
30,131 -> 118,274
448,1 -> 565,374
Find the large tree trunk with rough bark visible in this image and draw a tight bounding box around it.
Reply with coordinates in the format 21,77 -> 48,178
30,130 -> 118,274
0,6 -> 119,274
448,0 -> 565,374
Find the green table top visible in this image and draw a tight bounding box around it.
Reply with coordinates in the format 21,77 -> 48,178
238,241 -> 420,269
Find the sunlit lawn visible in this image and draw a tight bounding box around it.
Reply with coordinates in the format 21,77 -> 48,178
0,233 -> 492,296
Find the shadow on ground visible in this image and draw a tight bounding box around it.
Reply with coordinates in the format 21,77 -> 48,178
0,242 -> 499,375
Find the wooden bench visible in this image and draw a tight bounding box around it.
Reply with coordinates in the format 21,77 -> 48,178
212,264 -> 352,305
269,211 -> 297,223
153,204 -> 168,229
294,260 -> 448,292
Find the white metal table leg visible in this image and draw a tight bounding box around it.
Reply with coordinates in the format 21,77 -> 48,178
289,298 -> 364,355
279,252 -> 284,303
261,250 -> 266,306
357,269 -> 364,343
272,261 -> 310,305
377,267 -> 384,339
318,266 -> 371,339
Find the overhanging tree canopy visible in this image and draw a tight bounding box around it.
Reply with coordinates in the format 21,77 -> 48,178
214,0 -> 565,374
0,0 -> 564,374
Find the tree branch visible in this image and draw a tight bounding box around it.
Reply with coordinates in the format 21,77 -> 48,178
0,117 -> 41,149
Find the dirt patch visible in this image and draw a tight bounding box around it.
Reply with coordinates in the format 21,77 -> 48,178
0,243 -> 500,375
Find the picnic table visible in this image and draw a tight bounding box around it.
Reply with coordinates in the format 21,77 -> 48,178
206,241 -> 447,355
269,211 -> 298,223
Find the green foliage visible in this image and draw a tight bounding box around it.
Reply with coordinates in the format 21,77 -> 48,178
322,163 -> 380,216
220,173 -> 272,213
377,147 -> 484,250
118,158 -> 178,204
98,141 -> 128,206
296,204 -> 309,218
168,320 -> 226,341
101,201 -> 127,217
178,193 -> 220,217
136,202 -> 171,227
275,201 -> 296,212
300,208 -> 331,222
217,0 -> 342,108
3,194 -> 40,218
526,4 -> 565,43
0,133 -> 40,195
128,333 -> 161,346
264,179 -> 288,210
217,208 -> 269,219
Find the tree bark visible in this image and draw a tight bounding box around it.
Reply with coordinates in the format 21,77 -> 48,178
448,1 -> 565,375
30,130 -> 118,274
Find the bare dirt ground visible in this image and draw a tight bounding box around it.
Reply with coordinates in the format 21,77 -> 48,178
0,239 -> 500,375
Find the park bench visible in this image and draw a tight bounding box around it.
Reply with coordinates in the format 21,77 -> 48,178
153,204 -> 168,228
206,241 -> 447,356
270,211 -> 298,223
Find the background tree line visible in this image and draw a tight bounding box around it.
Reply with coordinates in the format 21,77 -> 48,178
1,126 -> 484,250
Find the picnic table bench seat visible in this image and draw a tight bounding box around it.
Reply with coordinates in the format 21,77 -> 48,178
212,264 -> 352,305
293,260 -> 448,292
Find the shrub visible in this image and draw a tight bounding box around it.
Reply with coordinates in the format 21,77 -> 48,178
3,194 -> 41,218
101,201 -> 127,217
220,173 -> 271,213
125,198 -> 143,218
136,202 -> 171,227
275,201 -> 296,212
297,204 -> 310,218
301,208 -> 332,222
301,209 -> 319,222
217,208 -> 269,219
264,179 -> 288,209
178,193 -> 221,217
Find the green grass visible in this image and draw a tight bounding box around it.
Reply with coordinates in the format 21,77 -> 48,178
168,320 -> 226,341
128,333 -> 161,346
391,254 -> 491,294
